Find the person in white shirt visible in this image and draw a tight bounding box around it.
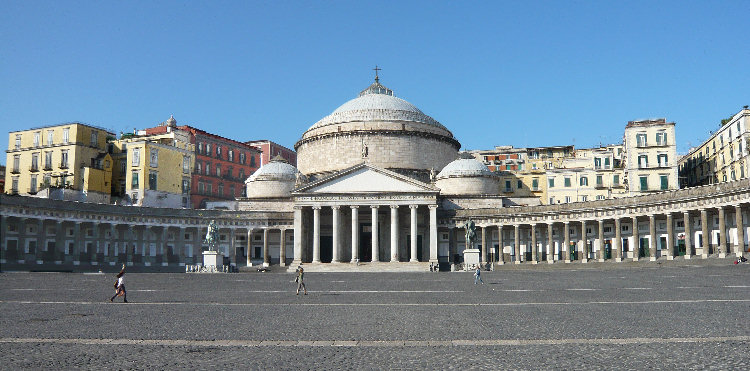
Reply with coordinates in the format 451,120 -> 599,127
110,264 -> 128,303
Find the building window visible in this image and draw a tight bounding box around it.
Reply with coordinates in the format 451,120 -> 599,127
565,196 -> 571,203
132,148 -> 140,166
227,167 -> 233,179
198,182 -> 204,194
532,178 -> 539,191
549,197 -> 554,204
250,155 -> 256,167
504,180 -> 512,192
548,178 -> 555,188
205,163 -> 211,176
182,179 -> 190,194
218,183 -> 224,197
206,143 -> 211,156
148,172 -> 157,190
44,151 -> 52,170
217,146 -> 222,158
640,176 -> 648,191
240,152 -> 246,164
581,195 -> 587,202
60,150 -> 69,168
30,175 -> 37,193
216,164 -> 221,177
12,155 -> 20,172
31,153 -> 39,171
183,156 -> 190,173
33,131 -> 40,147
604,157 -> 610,168
11,177 -> 19,193
229,184 -> 235,197
90,131 -> 98,146
132,171 -> 139,188
613,174 -> 619,186
43,173 -> 51,188
638,155 -> 648,168
150,149 -> 158,167
196,162 -> 201,174
47,130 -> 54,145
207,183 -> 213,195
657,154 -> 668,167
517,180 -> 523,189
228,150 -> 234,162
656,131 -> 667,146
580,177 -> 588,186
132,193 -> 138,204
564,177 -> 571,187
596,195 -> 605,200
62,128 -> 69,144
636,133 -> 647,147
120,160 -> 126,173
660,175 -> 668,190
15,134 -> 21,149
594,158 -> 601,169
239,169 -> 245,180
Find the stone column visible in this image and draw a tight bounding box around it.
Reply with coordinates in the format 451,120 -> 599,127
371,206 -> 379,262
597,219 -> 605,262
229,228 -> 236,267
701,209 -> 709,258
449,227 -> 456,263
429,205 -> 438,263
736,206 -> 745,257
263,228 -> 270,266
351,206 -> 359,264
55,221 -> 64,263
390,205 -> 399,262
649,215 -> 657,261
481,225 -> 488,263
530,224 -> 538,264
73,221 -> 82,264
684,211 -> 692,259
718,207 -> 727,258
666,213 -> 675,261
547,223 -> 554,264
614,218 -> 622,262
312,206 -> 321,263
246,229 -> 253,266
293,206 -> 303,265
409,205 -> 418,262
332,205 -> 340,263
279,228 -> 286,266
497,224 -> 505,265
563,221 -> 571,263
514,224 -> 521,264
632,216 -> 639,261
580,220 -> 588,263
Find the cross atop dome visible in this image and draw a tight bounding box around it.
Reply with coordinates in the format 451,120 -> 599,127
359,66 -> 394,97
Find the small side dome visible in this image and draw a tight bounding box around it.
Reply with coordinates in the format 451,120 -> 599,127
245,155 -> 299,198
166,115 -> 177,127
435,157 -> 499,195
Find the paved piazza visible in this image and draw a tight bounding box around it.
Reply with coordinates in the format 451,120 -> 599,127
1,261 -> 749,370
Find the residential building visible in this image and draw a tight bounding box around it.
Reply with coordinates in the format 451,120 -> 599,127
112,121 -> 194,208
679,106 -> 749,187
144,116 -> 262,208
4,122 -> 114,203
623,118 -> 678,195
246,140 -> 297,167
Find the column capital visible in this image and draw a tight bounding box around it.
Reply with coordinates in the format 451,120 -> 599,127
563,221 -> 570,225
312,206 -> 322,210
409,204 -> 419,209
370,205 -> 380,210
428,204 -> 439,210
390,205 -> 399,209
350,205 -> 359,209
293,205 -> 304,210
331,205 -> 341,210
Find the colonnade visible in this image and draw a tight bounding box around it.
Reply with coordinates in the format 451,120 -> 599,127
458,205 -> 747,264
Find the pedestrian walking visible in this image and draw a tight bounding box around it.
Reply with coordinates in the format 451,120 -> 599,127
474,265 -> 484,284
110,264 -> 128,303
295,266 -> 307,295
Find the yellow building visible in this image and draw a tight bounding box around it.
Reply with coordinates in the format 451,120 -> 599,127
623,118 -> 678,195
5,122 -> 114,202
679,106 -> 749,187
111,126 -> 194,208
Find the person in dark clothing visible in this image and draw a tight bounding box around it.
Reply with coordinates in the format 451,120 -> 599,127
296,266 -> 307,295
110,264 -> 128,303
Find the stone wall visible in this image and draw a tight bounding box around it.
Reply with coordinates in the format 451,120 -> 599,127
246,179 -> 295,198
436,176 -> 499,196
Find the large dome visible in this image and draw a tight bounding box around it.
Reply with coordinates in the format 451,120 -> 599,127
295,77 -> 460,181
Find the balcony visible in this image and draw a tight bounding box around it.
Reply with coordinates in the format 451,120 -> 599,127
59,163 -> 69,169
43,165 -> 53,171
29,166 -> 39,172
10,167 -> 20,174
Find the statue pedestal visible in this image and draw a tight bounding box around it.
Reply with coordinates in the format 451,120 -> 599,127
203,251 -> 224,270
463,249 -> 480,271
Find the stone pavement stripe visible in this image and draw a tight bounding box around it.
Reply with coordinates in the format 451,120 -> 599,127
3,299 -> 750,306
2,336 -> 749,347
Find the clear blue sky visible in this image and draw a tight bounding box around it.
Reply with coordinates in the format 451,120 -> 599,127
2,1 -> 749,165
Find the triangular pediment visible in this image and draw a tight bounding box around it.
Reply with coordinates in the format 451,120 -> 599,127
294,164 -> 437,194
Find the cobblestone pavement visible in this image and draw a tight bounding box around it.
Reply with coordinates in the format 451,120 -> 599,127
1,261 -> 749,370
